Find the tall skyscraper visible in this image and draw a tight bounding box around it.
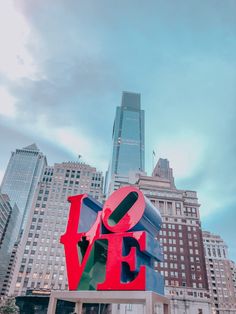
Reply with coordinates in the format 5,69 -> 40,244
108,91 -> 145,194
1,144 -> 47,230
10,162 -> 104,298
203,231 -> 236,313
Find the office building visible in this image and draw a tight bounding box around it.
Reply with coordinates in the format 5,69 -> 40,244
0,241 -> 20,298
1,144 -> 47,230
203,231 -> 236,313
230,261 -> 236,297
112,159 -> 212,314
0,193 -> 20,296
115,158 -> 211,314
108,91 -> 145,194
9,162 -> 104,297
0,193 -> 12,244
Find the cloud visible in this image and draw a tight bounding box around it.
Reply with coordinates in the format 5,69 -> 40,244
154,132 -> 206,179
0,0 -> 235,259
0,87 -> 17,118
37,122 -> 108,171
143,50 -> 236,227
0,1 -> 38,80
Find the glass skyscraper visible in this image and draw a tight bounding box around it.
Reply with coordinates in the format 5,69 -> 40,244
110,91 -> 145,176
1,144 -> 47,230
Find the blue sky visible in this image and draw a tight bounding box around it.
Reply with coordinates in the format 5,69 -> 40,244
0,0 -> 236,260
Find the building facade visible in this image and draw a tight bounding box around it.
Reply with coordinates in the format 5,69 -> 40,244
136,160 -> 211,313
0,241 -> 20,298
230,261 -> 236,297
203,231 -> 236,313
152,158 -> 176,188
112,159 -> 211,313
1,144 -> 47,230
0,193 -> 20,297
108,91 -> 145,194
9,162 -> 104,296
0,193 -> 12,245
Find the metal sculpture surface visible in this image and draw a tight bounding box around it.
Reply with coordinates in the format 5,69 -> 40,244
60,186 -> 164,294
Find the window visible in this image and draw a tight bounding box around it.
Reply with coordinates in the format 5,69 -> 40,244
167,202 -> 172,215
126,304 -> 132,311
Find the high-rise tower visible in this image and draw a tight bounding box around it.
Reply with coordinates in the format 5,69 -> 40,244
108,91 -> 145,193
1,144 -> 47,230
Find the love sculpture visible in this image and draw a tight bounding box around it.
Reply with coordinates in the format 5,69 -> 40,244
60,186 -> 164,294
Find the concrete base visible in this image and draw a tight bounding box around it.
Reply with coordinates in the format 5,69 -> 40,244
47,290 -> 170,314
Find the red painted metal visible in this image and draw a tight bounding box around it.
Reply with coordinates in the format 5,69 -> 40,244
60,186 -> 155,291
97,231 -> 146,290
102,186 -> 145,233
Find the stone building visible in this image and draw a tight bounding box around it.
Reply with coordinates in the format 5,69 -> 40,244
0,193 -> 20,297
112,158 -> 212,314
9,162 -> 104,297
203,231 -> 236,313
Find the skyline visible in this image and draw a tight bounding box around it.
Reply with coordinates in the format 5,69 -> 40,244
0,0 -> 235,261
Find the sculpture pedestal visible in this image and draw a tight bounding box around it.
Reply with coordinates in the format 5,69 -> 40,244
47,290 -> 170,314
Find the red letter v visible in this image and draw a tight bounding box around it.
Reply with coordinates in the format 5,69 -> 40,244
60,194 -> 102,290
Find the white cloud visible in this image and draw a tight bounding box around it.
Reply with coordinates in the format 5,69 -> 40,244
0,87 -> 17,118
155,132 -> 206,179
54,127 -> 93,159
0,1 -> 37,80
49,126 -> 107,171
19,114 -> 107,172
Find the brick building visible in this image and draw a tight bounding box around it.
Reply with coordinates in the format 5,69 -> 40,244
113,159 -> 212,314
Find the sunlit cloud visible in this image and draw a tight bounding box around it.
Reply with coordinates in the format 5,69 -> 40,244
46,126 -> 107,171
13,114 -> 107,171
154,132 -> 206,180
0,1 -> 37,80
53,127 -> 93,160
